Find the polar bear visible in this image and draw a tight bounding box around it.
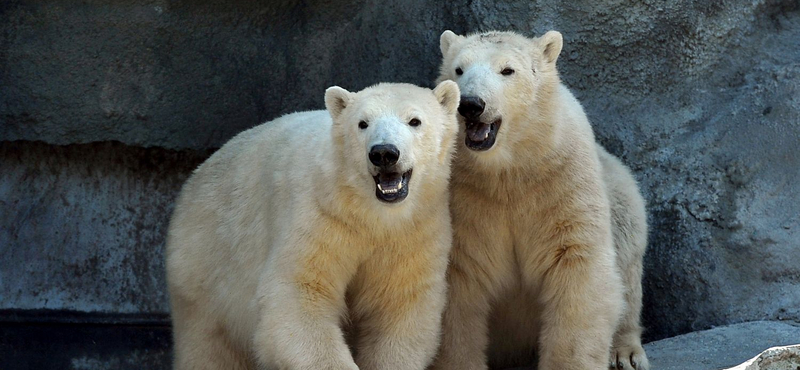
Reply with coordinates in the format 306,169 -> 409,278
166,81 -> 461,370
430,31 -> 649,370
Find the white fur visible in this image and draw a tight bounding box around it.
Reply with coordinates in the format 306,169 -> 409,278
431,31 -> 649,370
167,82 -> 460,370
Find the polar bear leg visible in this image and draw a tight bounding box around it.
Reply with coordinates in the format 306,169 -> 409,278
534,251 -> 623,370
431,218 -> 515,370
610,242 -> 648,370
605,153 -> 650,370
253,280 -> 358,370
611,322 -> 649,370
171,295 -> 251,370
352,243 -> 449,370
430,266 -> 493,370
253,241 -> 360,370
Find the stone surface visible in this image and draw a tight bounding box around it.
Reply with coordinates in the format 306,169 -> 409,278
644,321 -> 800,370
1,0 -> 799,342
727,344 -> 800,370
0,141 -> 209,315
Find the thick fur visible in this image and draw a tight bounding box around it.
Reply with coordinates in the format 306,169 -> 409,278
430,31 -> 649,370
167,82 -> 461,370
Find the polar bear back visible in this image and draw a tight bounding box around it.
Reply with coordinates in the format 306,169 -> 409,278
166,110 -> 335,344
176,109 -> 333,241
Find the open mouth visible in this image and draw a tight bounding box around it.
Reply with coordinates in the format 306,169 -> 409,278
372,169 -> 412,203
464,118 -> 501,151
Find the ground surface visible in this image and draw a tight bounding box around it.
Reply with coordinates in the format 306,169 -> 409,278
3,320 -> 799,370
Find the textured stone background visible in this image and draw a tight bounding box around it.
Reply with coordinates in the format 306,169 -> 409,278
1,0 -> 799,353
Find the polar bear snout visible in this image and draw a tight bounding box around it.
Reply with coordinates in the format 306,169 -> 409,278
369,144 -> 400,167
368,143 -> 413,204
458,96 -> 502,151
458,96 -> 486,120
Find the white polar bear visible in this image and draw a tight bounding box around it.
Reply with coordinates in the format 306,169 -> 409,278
166,81 -> 461,370
430,30 -> 649,370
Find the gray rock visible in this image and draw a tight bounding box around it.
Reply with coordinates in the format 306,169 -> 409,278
644,321 -> 800,370
726,344 -> 800,370
500,321 -> 800,369
1,0 -> 799,342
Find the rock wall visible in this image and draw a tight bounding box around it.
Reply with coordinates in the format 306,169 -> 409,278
0,141 -> 208,316
2,0 -> 799,342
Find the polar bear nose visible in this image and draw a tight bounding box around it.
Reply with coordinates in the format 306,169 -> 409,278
458,96 -> 486,120
369,144 -> 400,167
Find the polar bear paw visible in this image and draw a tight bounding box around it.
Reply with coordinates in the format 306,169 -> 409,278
610,344 -> 649,370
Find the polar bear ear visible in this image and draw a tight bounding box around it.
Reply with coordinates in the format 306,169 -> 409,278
440,30 -> 463,56
433,80 -> 461,116
537,30 -> 563,65
324,86 -> 353,121
433,80 -> 461,163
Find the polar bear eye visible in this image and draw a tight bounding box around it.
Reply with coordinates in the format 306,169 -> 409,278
408,118 -> 421,127
501,68 -> 515,76
455,68 -> 463,76
358,120 -> 368,130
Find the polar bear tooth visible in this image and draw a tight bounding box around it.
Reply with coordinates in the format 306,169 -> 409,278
377,183 -> 399,194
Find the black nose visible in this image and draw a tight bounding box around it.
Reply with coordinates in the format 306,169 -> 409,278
458,96 -> 485,120
369,144 -> 400,167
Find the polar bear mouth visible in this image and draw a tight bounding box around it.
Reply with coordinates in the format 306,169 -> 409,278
372,169 -> 412,203
465,118 -> 501,151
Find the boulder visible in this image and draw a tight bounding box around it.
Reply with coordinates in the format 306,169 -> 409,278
644,321 -> 800,370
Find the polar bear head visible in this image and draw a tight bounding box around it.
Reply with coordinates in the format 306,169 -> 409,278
437,30 -> 563,168
324,82 -> 460,209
